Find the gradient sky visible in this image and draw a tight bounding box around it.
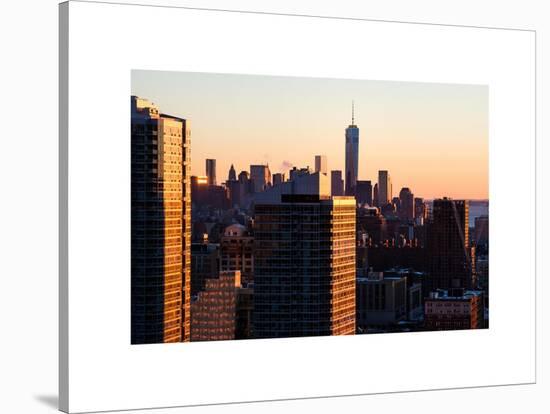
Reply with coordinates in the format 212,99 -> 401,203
132,70 -> 488,200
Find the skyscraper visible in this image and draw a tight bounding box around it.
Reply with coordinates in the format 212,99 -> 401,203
414,197 -> 427,222
331,170 -> 344,196
356,180 -> 373,206
206,159 -> 217,185
426,198 -> 473,295
398,187 -> 414,221
236,170 -> 254,208
228,164 -> 237,181
315,155 -> 328,174
473,215 -> 489,246
378,170 -> 392,206
190,175 -> 208,206
191,242 -> 219,297
250,164 -> 271,193
253,173 -> 356,338
345,102 -> 359,196
131,96 -> 191,344
220,224 -> 254,285
272,173 -> 284,186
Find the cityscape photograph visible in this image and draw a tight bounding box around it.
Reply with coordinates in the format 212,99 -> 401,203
130,70 -> 489,345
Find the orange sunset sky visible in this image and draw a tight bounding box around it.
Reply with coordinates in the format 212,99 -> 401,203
132,70 -> 488,200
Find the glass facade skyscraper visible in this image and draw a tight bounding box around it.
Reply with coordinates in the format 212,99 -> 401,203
131,96 -> 192,344
345,104 -> 359,196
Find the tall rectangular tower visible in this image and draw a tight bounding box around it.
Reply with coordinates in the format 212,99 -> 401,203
250,164 -> 271,193
331,170 -> 344,196
356,180 -> 373,206
378,170 -> 392,206
398,187 -> 415,221
345,105 -> 359,196
253,173 -> 356,338
314,155 -> 328,174
206,158 -> 217,186
131,96 -> 191,344
425,198 -> 472,295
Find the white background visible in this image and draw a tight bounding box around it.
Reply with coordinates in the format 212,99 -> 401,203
0,0 -> 548,413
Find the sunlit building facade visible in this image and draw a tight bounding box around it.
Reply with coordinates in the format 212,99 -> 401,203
131,96 -> 191,344
253,173 -> 356,338
190,271 -> 241,341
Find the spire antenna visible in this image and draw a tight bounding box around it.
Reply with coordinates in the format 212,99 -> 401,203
352,100 -> 355,125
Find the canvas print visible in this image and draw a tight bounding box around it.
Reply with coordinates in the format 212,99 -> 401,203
130,70 -> 489,344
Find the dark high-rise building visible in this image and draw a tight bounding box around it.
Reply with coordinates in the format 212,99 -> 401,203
356,180 -> 373,206
315,155 -> 328,174
392,197 -> 401,212
191,175 -> 208,206
191,175 -> 229,209
473,215 -> 489,246
414,197 -> 427,222
204,185 -> 230,209
220,224 -> 254,285
331,170 -> 344,196
131,96 -> 191,344
373,183 -> 379,207
399,187 -> 414,221
226,179 -> 241,208
378,170 -> 392,206
236,285 -> 254,339
228,164 -> 237,181
191,242 -> 220,297
426,198 -> 473,295
345,102 -> 359,196
253,173 -> 356,338
250,164 -> 271,193
357,207 -> 387,246
272,173 -> 284,186
206,159 -> 217,185
381,201 -> 396,217
235,170 -> 254,208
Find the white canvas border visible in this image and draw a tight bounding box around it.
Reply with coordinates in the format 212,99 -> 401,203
60,1 -> 536,412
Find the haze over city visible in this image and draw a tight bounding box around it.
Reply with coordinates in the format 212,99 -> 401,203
132,69 -> 488,200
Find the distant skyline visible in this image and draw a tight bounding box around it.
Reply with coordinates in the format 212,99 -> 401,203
131,70 -> 488,199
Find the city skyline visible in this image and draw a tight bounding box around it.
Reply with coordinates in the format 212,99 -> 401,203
131,92 -> 489,345
132,70 -> 488,199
